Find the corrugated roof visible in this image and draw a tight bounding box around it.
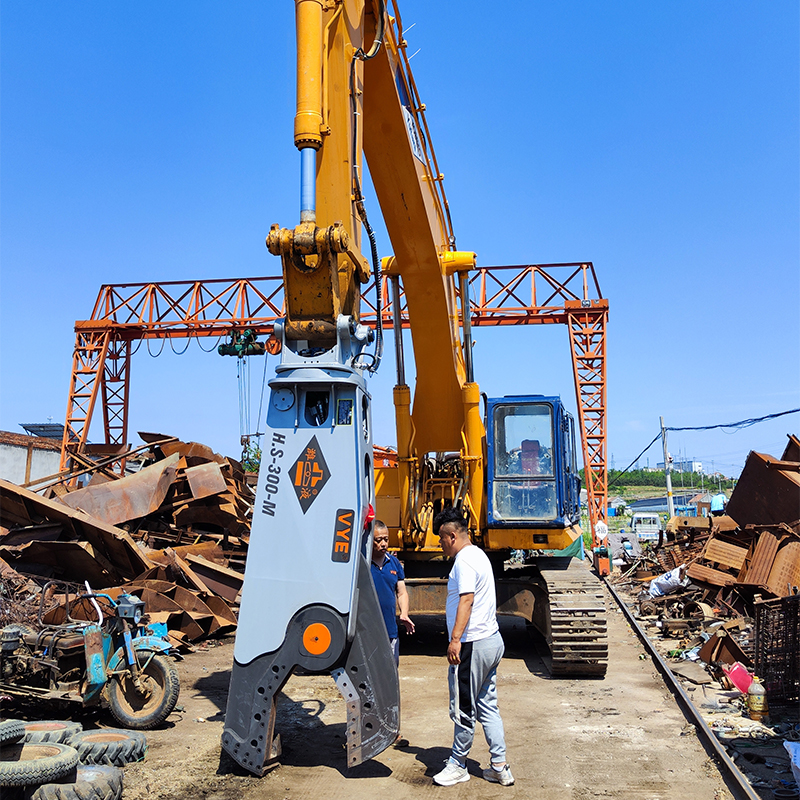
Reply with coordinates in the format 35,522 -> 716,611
0,430 -> 62,451
20,422 -> 65,439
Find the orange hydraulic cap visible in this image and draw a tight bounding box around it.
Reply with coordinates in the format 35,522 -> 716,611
302,622 -> 332,655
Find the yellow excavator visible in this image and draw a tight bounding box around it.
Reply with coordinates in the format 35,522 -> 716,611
223,0 -> 607,776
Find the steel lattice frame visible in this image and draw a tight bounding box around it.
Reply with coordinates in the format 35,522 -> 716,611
566,300 -> 609,541
61,263 -> 608,536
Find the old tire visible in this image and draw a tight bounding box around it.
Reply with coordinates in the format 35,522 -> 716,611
28,764 -> 123,800
0,743 -> 79,787
106,653 -> 180,730
66,730 -> 146,766
0,719 -> 25,745
22,722 -> 84,745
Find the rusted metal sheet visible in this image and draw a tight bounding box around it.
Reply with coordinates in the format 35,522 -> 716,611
727,450 -> 800,528
204,595 -> 237,635
711,515 -> 739,533
158,439 -> 227,466
667,515 -> 711,534
0,479 -> 152,581
59,454 -> 179,525
166,541 -> 228,565
742,531 -> 781,587
767,541 -> 800,597
121,576 -> 237,640
164,611 -> 205,642
0,540 -> 116,587
121,584 -> 206,641
0,522 -> 64,547
163,548 -> 211,594
784,434 -> 800,463
183,554 -> 243,603
703,539 -> 748,572
687,562 -> 735,587
184,462 -> 227,500
172,499 -> 250,538
172,585 -> 216,633
168,586 -> 236,636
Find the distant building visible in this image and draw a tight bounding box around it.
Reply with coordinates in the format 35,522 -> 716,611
0,430 -> 61,485
607,495 -> 626,517
657,459 -> 703,474
689,492 -> 713,517
628,494 -> 694,514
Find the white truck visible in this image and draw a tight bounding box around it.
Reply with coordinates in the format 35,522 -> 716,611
629,512 -> 664,543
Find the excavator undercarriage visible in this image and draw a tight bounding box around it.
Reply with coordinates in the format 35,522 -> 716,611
404,556 -> 608,678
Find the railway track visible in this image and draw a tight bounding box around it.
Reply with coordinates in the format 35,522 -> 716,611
606,579 -> 764,800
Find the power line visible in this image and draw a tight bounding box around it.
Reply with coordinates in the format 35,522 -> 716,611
609,406 -> 798,489
608,432 -> 662,489
666,407 -> 799,432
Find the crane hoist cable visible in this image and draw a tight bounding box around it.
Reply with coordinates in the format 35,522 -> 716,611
237,349 -> 271,465
254,349 -> 270,441
237,355 -> 251,446
349,0 -> 385,374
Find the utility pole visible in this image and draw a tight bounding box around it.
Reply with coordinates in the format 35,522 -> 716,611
660,416 -> 675,518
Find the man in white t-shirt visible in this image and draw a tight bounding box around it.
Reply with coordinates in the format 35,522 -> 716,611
431,507 -> 514,787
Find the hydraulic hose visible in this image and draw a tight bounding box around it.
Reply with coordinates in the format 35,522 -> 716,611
350,0 -> 386,373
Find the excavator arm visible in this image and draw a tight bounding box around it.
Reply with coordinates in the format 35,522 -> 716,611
222,0 -> 480,775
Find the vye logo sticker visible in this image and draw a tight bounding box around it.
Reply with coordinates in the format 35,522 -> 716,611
331,509 -> 354,563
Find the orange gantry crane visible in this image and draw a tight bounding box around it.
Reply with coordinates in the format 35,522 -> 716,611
60,266 -> 608,534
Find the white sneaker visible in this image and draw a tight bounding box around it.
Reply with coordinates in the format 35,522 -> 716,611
483,764 -> 514,786
433,760 -> 470,786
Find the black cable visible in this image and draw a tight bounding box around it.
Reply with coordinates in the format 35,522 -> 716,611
666,407 -> 799,432
608,406 -> 799,490
146,337 -> 165,357
197,334 -> 223,353
169,337 -> 191,355
348,0 -> 385,373
607,432 -> 663,489
361,0 -> 385,59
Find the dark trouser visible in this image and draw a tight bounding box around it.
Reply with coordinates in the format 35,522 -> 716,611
447,631 -> 506,765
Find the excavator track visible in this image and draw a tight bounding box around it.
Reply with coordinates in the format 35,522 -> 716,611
537,558 -> 608,677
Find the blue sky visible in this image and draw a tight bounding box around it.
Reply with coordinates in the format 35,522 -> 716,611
1,1 -> 798,478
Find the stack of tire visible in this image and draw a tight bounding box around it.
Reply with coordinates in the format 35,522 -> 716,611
0,719 -> 147,799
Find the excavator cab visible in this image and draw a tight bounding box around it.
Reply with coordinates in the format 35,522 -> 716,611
486,396 -> 580,530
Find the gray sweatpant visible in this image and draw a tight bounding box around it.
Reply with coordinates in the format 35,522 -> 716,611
448,630 -> 506,765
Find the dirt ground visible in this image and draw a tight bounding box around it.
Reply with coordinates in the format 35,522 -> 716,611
82,586 -> 741,800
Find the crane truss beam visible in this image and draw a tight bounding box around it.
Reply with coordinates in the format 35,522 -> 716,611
62,263 -> 608,528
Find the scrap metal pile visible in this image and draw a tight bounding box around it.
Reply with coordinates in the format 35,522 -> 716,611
0,435 -> 252,647
613,434 -> 800,713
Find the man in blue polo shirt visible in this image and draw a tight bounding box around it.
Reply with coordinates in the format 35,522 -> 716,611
371,520 -> 415,748
370,520 -> 415,665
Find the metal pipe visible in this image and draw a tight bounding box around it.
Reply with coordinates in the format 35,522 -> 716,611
606,580 -> 762,800
300,147 -> 316,222
391,276 -> 405,385
458,271 -> 474,383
